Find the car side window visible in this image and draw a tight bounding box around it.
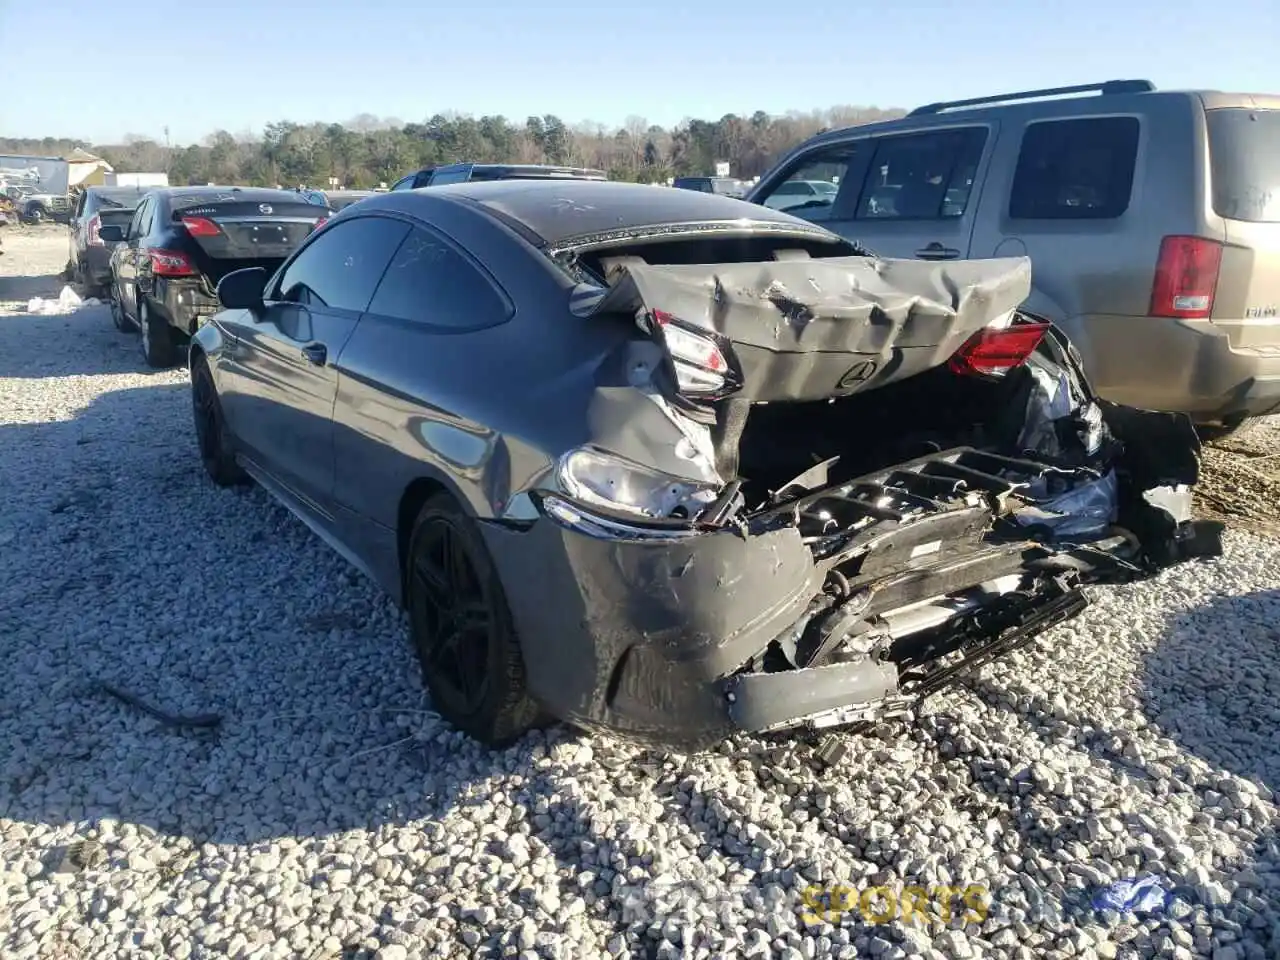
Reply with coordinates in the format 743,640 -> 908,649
390,175 -> 417,191
273,216 -> 410,312
755,142 -> 866,221
127,198 -> 150,239
366,225 -> 511,329
855,128 -> 988,221
426,167 -> 472,186
1008,116 -> 1140,220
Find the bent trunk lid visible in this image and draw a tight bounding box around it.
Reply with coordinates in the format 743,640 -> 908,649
587,255 -> 1033,402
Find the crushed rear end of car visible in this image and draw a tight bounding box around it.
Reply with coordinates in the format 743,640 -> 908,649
480,249 -> 1223,748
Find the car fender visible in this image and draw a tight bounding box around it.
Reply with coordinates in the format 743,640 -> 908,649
1018,286 -> 1101,370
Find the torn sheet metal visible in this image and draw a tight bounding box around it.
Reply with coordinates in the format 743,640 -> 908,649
588,255 -> 1034,402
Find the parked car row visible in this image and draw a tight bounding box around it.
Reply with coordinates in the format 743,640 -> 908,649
94,186 -> 333,367
57,79 -> 1264,748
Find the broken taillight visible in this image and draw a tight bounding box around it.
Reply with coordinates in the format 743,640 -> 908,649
86,214 -> 103,246
948,321 -> 1051,377
649,309 -> 736,397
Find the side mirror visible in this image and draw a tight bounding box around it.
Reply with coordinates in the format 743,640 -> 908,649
98,224 -> 126,243
217,267 -> 268,312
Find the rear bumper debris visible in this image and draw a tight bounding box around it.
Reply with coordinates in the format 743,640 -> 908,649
154,279 -> 221,335
482,436 -> 1223,749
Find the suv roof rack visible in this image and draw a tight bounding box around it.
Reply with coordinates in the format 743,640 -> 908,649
907,79 -> 1156,117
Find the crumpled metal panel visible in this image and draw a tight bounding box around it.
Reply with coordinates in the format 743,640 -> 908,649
589,255 -> 1034,402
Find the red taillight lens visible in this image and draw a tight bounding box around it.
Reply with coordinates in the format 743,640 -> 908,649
949,321 -> 1051,377
1149,235 -> 1223,320
650,309 -> 734,396
86,214 -> 102,246
149,249 -> 196,277
311,216 -> 329,232
180,216 -> 221,237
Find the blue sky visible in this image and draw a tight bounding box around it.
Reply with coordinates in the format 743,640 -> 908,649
2,0 -> 1276,145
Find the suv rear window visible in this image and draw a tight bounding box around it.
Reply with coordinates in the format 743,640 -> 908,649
1009,116 -> 1140,220
1207,108 -> 1280,223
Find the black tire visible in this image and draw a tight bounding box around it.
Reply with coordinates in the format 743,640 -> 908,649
407,494 -> 543,746
139,299 -> 176,368
78,261 -> 104,299
26,205 -> 47,224
109,282 -> 131,332
191,357 -> 248,487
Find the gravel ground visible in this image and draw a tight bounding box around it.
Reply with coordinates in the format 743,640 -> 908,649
2,227 -> 1279,960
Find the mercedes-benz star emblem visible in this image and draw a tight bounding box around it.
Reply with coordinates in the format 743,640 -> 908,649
837,359 -> 879,389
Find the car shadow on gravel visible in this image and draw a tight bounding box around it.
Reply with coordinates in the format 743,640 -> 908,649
0,305 -> 173,379
0,272 -> 65,303
0,383 -> 449,838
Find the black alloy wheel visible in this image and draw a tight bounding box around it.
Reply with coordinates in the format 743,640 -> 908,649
191,358 -> 247,487
407,495 -> 542,745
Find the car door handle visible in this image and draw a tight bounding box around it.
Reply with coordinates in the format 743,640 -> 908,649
300,343 -> 327,366
915,242 -> 961,261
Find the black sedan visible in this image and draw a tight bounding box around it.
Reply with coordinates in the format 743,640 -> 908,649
100,186 -> 331,367
68,185 -> 152,296
189,180 -> 1219,748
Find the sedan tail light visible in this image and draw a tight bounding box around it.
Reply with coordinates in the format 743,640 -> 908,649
149,249 -> 197,277
180,216 -> 222,237
949,321 -> 1051,377
310,216 -> 329,232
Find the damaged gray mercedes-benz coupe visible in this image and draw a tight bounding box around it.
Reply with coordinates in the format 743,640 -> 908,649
189,179 -> 1223,748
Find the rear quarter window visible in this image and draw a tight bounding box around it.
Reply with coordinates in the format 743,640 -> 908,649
1207,108 -> 1280,223
366,226 -> 510,329
1008,116 -> 1140,220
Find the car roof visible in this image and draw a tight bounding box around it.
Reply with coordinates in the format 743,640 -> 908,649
437,162 -> 608,180
404,179 -> 821,247
805,83 -> 1280,150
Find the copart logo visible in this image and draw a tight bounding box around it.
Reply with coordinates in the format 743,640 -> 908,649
837,359 -> 879,389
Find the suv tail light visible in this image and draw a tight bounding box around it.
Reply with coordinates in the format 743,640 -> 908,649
949,321 -> 1051,377
86,214 -> 103,246
1149,235 -> 1223,320
647,309 -> 739,397
180,216 -> 221,237
149,249 -> 197,277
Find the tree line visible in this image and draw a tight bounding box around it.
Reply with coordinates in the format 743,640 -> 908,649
0,106 -> 905,189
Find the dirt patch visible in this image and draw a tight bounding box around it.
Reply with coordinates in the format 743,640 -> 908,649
1196,416 -> 1280,538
